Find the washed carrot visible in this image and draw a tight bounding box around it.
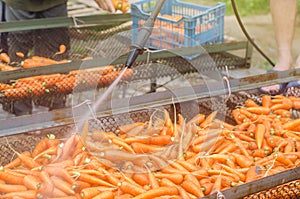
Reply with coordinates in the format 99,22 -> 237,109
23,175 -> 42,190
231,153 -> 253,168
255,124 -> 266,149
0,168 -> 24,185
262,95 -> 272,108
0,190 -> 37,199
51,176 -> 75,195
200,111 -> 217,128
75,172 -> 115,187
246,106 -> 271,115
0,52 -> 10,63
181,180 -> 204,198
16,52 -> 25,58
245,165 -> 265,182
119,181 -> 145,196
56,44 -> 67,55
132,173 -> 149,186
154,173 -> 183,185
131,186 -> 179,199
245,99 -> 259,107
131,142 -> 163,154
4,151 -> 31,169
159,178 -> 190,199
0,184 -> 27,193
80,187 -> 107,199
91,191 -> 114,199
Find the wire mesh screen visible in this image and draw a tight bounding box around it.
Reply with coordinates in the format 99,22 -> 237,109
0,88 -> 300,198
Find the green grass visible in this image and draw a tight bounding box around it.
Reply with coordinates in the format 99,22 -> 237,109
185,0 -> 300,16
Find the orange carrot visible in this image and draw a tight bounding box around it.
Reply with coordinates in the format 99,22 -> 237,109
131,186 -> 179,199
119,181 -> 146,196
51,176 -> 75,195
200,111 -> 217,128
23,175 -> 42,190
0,52 -> 10,63
0,190 -> 37,199
75,172 -> 114,187
56,44 -> 67,55
255,124 -> 266,149
262,95 -> 272,108
80,187 -> 113,199
245,165 -> 265,182
181,180 -> 204,198
159,178 -> 190,199
132,173 -> 149,186
245,99 -> 259,107
131,143 -> 163,154
4,151 -> 31,169
16,52 -> 25,58
0,169 -> 24,185
0,184 -> 27,193
231,153 -> 253,168
154,173 -> 183,185
246,106 -> 271,115
91,191 -> 114,199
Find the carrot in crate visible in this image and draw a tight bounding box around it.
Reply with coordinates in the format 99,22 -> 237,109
0,52 -> 10,63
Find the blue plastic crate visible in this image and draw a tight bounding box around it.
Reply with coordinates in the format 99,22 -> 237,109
131,0 -> 226,50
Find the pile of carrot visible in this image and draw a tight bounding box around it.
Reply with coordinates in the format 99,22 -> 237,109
1,94 -> 300,199
0,66 -> 133,99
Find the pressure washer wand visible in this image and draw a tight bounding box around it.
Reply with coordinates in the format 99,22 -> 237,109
125,0 -> 166,68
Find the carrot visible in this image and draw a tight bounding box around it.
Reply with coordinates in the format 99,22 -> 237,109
56,44 -> 67,55
0,168 -> 25,185
4,151 -> 31,169
211,175 -> 222,192
245,165 -> 265,182
74,172 -> 115,187
51,176 -> 75,195
0,184 -> 27,193
274,152 -> 294,167
33,146 -> 57,160
176,160 -> 198,172
231,153 -> 253,168
246,106 -> 271,115
72,181 -> 90,193
80,187 -> 113,199
147,169 -> 159,189
245,99 -> 259,107
160,178 -> 190,199
187,113 -> 205,126
262,95 -> 272,108
149,135 -> 172,145
132,173 -> 149,186
23,175 -> 41,190
91,191 -> 114,199
0,190 -> 37,199
131,186 -> 179,199
47,197 -> 77,199
16,52 -> 25,58
181,180 -> 204,198
119,181 -> 145,196
154,173 -> 183,185
255,124 -> 266,149
0,52 -> 10,63
131,142 -> 163,154
200,111 -> 217,128
283,118 -> 300,130
111,138 -> 135,153
219,163 -> 246,182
